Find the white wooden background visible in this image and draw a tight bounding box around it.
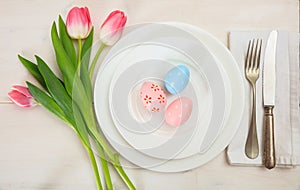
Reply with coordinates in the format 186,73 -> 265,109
0,0 -> 299,189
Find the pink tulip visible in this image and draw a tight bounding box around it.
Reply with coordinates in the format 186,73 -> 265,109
100,10 -> 127,45
66,7 -> 92,39
8,85 -> 36,108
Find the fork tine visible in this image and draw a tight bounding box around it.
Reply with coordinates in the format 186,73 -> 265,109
249,39 -> 255,71
252,39 -> 259,70
253,39 -> 260,71
256,39 -> 262,70
245,39 -> 252,71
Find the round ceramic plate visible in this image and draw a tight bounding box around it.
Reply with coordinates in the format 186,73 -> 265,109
108,39 -> 225,160
94,23 -> 244,172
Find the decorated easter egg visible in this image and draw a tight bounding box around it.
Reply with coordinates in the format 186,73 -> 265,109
165,97 -> 193,127
164,65 -> 190,94
139,81 -> 167,112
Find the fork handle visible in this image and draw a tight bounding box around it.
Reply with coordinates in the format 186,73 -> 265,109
245,83 -> 259,159
263,106 -> 276,169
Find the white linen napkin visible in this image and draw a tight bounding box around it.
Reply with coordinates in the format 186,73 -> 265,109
227,31 -> 300,167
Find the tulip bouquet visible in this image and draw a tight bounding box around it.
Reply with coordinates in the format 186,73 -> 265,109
8,7 -> 135,190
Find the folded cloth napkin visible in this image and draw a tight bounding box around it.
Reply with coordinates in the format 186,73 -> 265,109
227,31 -> 300,167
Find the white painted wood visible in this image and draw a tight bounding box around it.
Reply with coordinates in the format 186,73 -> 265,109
0,0 -> 299,189
0,0 -> 298,102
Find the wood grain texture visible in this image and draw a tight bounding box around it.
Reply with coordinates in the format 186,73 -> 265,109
0,0 -> 298,102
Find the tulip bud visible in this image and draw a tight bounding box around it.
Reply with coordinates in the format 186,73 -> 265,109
8,85 -> 36,108
100,10 -> 127,46
66,7 -> 92,39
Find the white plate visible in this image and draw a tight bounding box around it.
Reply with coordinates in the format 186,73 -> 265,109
94,23 -> 244,172
105,23 -> 228,157
108,38 -> 226,160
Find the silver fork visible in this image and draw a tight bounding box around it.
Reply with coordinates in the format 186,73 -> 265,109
244,39 -> 262,159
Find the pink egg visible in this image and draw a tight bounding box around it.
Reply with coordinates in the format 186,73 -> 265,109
139,81 -> 167,112
165,97 -> 193,127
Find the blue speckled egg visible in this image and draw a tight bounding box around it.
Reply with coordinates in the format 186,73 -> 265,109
164,65 -> 190,94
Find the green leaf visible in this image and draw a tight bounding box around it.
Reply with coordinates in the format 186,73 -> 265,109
81,27 -> 94,71
72,102 -> 91,148
35,55 -> 74,121
58,15 -> 77,67
80,64 -> 93,102
19,54 -> 65,88
18,55 -> 47,90
51,22 -> 75,96
26,81 -> 73,126
72,75 -> 98,141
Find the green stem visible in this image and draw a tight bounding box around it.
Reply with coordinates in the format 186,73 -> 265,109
72,40 -> 136,189
86,146 -> 103,190
82,104 -> 115,160
72,126 -> 103,190
113,154 -> 136,190
82,111 -> 135,189
96,141 -> 113,190
89,43 -> 105,78
85,110 -> 136,189
77,38 -> 82,76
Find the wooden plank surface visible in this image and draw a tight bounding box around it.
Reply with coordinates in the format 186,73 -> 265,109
0,0 -> 299,189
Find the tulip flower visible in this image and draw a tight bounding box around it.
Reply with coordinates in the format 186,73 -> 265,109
66,7 -> 92,75
8,85 -> 36,108
100,10 -> 127,46
89,10 -> 127,78
12,11 -> 136,190
66,7 -> 92,39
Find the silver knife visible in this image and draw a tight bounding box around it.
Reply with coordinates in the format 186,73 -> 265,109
263,30 -> 277,169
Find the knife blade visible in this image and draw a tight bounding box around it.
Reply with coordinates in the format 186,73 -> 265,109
263,30 -> 277,169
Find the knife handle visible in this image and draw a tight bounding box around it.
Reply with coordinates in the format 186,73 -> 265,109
263,106 -> 276,169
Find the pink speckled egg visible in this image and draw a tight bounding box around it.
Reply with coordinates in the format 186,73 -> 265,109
139,81 -> 167,112
165,97 -> 193,127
